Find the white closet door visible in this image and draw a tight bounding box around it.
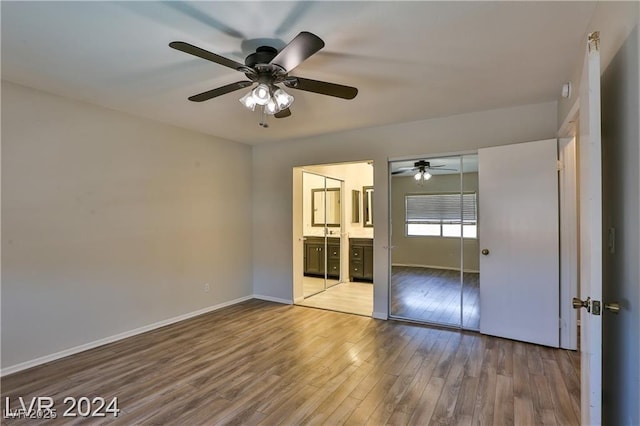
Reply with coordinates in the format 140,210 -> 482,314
479,139 -> 559,347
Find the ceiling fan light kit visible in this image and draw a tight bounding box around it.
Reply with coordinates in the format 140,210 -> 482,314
169,31 -> 358,127
392,160 -> 457,184
414,170 -> 432,182
238,84 -> 294,117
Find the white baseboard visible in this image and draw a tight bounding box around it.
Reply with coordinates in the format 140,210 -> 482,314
1,295 -> 254,377
372,311 -> 388,320
253,294 -> 293,305
392,263 -> 480,274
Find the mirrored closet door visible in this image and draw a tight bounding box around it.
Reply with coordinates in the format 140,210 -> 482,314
389,154 -> 480,329
302,172 -> 343,297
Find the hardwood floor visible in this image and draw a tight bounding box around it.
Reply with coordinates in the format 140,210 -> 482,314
298,282 -> 373,316
391,266 -> 480,329
303,276 -> 326,297
302,276 -> 340,298
1,300 -> 580,425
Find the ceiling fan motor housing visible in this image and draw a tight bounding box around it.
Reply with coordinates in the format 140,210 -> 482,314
244,46 -> 288,84
245,46 -> 278,68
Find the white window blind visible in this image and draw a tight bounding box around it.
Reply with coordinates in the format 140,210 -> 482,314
406,193 -> 477,237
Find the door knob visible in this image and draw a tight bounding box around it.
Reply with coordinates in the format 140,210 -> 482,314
481,249 -> 490,255
572,297 -> 590,311
605,302 -> 620,314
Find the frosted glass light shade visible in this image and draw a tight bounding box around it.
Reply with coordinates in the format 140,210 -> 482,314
265,98 -> 279,115
415,171 -> 432,182
252,84 -> 270,105
239,92 -> 257,110
273,88 -> 294,109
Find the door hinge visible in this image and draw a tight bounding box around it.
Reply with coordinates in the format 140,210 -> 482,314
608,227 -> 616,254
557,160 -> 564,171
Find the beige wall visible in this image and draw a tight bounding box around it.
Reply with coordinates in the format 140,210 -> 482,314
1,81 -> 253,370
391,173 -> 479,271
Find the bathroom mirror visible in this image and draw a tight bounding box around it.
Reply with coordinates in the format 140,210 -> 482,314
352,190 -> 360,223
312,187 -> 341,227
363,186 -> 374,227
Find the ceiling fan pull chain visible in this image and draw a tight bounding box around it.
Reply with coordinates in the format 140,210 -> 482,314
259,106 -> 269,128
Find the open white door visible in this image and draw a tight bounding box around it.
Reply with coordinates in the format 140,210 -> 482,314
576,31 -> 603,425
478,138 -> 559,347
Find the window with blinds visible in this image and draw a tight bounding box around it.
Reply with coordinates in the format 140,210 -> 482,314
405,192 -> 477,238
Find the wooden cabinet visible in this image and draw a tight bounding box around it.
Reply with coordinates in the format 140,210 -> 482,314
304,239 -> 325,275
304,237 -> 340,278
349,238 -> 373,282
326,240 -> 341,278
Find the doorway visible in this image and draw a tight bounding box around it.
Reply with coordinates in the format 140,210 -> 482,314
292,162 -> 374,316
389,154 -> 480,329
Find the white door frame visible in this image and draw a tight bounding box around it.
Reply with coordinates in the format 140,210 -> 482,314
558,136 -> 579,350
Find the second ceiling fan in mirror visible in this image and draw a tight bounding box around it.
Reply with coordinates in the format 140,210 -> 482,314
392,160 -> 457,182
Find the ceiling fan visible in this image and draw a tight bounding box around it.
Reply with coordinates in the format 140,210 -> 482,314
169,31 -> 358,126
392,160 -> 457,182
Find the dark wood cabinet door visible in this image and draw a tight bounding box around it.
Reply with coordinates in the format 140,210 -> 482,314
349,238 -> 373,282
327,260 -> 340,278
304,237 -> 340,278
327,243 -> 340,260
350,260 -> 363,280
305,244 -> 325,275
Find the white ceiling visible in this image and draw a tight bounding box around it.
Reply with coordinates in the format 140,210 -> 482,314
1,1 -> 596,146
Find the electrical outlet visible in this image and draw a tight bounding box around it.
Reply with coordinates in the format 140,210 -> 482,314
204,283 -> 210,292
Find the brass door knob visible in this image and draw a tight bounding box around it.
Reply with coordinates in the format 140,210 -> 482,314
605,302 -> 620,314
572,297 -> 590,310
481,249 -> 490,255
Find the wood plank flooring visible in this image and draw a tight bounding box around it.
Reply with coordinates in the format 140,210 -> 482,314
391,266 -> 480,329
298,282 -> 373,316
302,276 -> 340,298
1,299 -> 580,425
